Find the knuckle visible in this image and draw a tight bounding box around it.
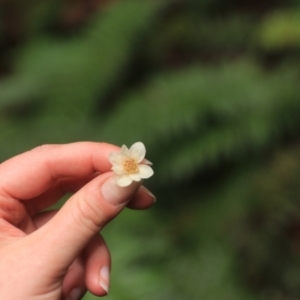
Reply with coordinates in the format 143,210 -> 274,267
72,194 -> 108,233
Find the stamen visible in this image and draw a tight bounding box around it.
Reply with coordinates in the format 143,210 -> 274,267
123,158 -> 138,174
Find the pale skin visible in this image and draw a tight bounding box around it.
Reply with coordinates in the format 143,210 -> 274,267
0,142 -> 155,300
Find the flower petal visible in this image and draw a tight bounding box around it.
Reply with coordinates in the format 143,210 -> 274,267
128,173 -> 142,181
138,164 -> 154,179
129,142 -> 146,163
108,152 -> 123,165
142,158 -> 152,165
120,145 -> 130,156
112,165 -> 124,175
115,175 -> 132,187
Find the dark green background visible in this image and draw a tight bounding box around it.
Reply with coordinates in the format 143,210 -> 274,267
1,1 -> 300,299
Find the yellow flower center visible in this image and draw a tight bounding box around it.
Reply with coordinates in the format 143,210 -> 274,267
123,158 -> 139,174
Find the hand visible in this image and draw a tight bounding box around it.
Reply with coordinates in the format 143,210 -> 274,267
0,142 -> 155,300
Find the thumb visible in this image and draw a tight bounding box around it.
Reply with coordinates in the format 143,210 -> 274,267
28,172 -> 141,270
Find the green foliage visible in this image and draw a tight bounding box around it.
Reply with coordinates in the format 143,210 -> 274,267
259,10 -> 300,50
1,0 -> 300,299
233,146 -> 300,299
100,61 -> 300,183
0,0 -> 164,158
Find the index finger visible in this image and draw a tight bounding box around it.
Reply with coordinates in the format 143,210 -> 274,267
0,142 -> 119,200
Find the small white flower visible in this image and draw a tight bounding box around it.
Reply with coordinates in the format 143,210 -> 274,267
108,142 -> 154,187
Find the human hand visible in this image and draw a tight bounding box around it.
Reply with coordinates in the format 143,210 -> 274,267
0,142 -> 155,300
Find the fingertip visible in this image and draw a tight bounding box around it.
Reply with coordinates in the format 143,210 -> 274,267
127,186 -> 156,210
99,266 -> 110,295
100,176 -> 142,205
84,235 -> 111,297
62,258 -> 86,300
140,186 -> 156,203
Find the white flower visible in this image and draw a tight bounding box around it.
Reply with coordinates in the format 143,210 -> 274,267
108,142 -> 154,187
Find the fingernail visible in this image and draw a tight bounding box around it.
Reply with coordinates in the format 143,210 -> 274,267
67,287 -> 83,300
99,266 -> 110,294
101,177 -> 140,205
140,186 -> 156,203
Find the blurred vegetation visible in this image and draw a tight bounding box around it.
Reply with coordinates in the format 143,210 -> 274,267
1,0 -> 300,299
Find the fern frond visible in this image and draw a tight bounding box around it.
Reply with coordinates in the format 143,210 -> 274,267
99,61 -> 300,182
0,1 -> 163,120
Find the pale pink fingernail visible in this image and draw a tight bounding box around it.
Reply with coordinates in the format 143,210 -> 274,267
140,186 -> 156,203
99,266 -> 110,294
101,177 -> 140,205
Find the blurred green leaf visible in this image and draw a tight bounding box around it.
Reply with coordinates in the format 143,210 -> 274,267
259,10 -> 300,50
